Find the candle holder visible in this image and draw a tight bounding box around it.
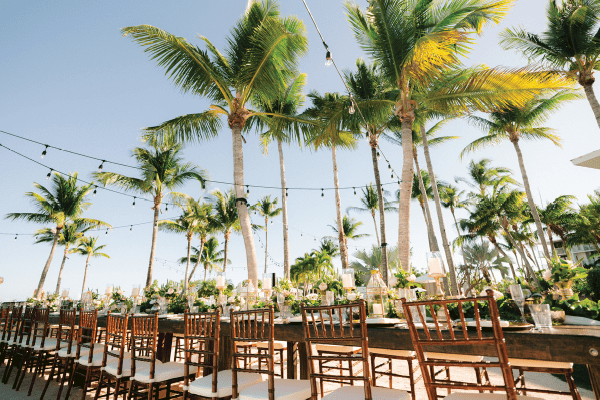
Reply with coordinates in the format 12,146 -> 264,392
262,273 -> 273,304
342,268 -> 356,298
366,270 -> 389,318
427,252 -> 445,297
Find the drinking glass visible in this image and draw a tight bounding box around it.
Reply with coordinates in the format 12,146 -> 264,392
276,293 -> 285,315
187,295 -> 195,311
326,291 -> 334,306
529,303 -> 552,330
509,284 -> 527,323
281,304 -> 291,319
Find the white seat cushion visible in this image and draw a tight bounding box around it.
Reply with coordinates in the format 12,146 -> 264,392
102,356 -> 141,378
58,344 -> 105,358
256,341 -> 287,350
445,393 -> 545,400
188,370 -> 263,398
315,344 -> 361,354
427,352 -> 484,362
322,386 -> 410,400
31,338 -> 59,351
239,379 -> 311,400
370,348 -> 416,358
77,350 -> 106,367
133,362 -> 197,383
509,358 -> 573,370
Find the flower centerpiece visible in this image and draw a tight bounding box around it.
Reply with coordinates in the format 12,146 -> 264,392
543,256 -> 588,299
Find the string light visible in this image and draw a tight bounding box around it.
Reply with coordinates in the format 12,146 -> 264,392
46,169 -> 52,180
97,160 -> 105,173
130,225 -> 133,232
353,187 -> 357,197
285,189 -> 288,197
325,50 -> 332,67
165,203 -> 169,212
41,145 -> 48,159
388,163 -> 391,170
246,185 -> 250,195
349,102 -> 355,114
105,229 -> 108,235
93,186 -> 97,196
132,197 -> 136,208
14,234 -> 17,241
321,189 -> 324,199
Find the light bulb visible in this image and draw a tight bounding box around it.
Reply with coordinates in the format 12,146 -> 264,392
246,185 -> 250,195
132,197 -> 136,208
377,151 -> 380,158
388,163 -> 391,170
98,161 -> 105,173
353,187 -> 357,197
391,173 -> 394,179
349,103 -> 355,114
130,225 -> 133,232
14,234 -> 17,241
46,171 -> 51,180
325,50 -> 332,67
165,204 -> 168,212
285,189 -> 288,197
41,146 -> 48,159
321,189 -> 324,199
93,187 -> 97,197
105,229 -> 108,235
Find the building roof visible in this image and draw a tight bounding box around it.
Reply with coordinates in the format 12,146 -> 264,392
571,149 -> 600,170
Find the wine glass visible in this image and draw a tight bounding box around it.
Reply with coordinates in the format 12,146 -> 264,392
276,293 -> 285,317
509,284 -> 527,323
326,291 -> 334,306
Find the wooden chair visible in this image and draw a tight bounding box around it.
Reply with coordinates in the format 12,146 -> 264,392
256,340 -> 286,378
127,314 -> 197,400
370,347 -> 421,400
64,309 -> 101,400
510,358 -> 581,400
40,308 -> 78,400
0,305 -> 18,366
402,289 -> 544,400
94,313 -> 131,400
2,305 -> 35,385
19,307 -> 55,395
301,299 -> 409,400
232,306 -> 311,400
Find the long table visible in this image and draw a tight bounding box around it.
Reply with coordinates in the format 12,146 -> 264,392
50,316 -> 600,398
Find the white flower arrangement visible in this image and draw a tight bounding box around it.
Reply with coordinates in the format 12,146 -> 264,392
318,282 -> 328,291
306,293 -> 319,301
543,269 -> 552,281
167,288 -> 174,295
117,289 -> 124,295
407,274 -> 416,282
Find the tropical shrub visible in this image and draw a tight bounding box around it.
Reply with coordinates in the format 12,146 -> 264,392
587,267 -> 600,301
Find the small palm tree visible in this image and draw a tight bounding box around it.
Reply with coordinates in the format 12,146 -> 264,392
537,195 -> 579,256
439,183 -> 474,273
456,158 -> 518,197
329,215 -> 369,254
463,90 -> 582,259
73,236 -> 109,300
350,245 -> 400,284
346,183 -> 393,246
211,189 -> 241,273
185,200 -> 216,282
181,236 -> 227,280
251,195 -> 282,274
5,172 -> 110,299
93,143 -> 206,288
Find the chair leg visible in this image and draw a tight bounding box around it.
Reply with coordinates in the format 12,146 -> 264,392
94,370 -> 104,400
407,359 -> 416,400
41,354 -> 59,400
519,368 -> 527,396
318,352 -> 324,397
64,361 -> 78,399
3,345 -> 18,383
14,347 -> 32,390
388,357 -> 393,388
474,367 -> 483,393
147,382 -> 154,400
446,366 -> 451,395
80,368 -> 92,400
564,371 -> 581,400
370,354 -> 377,387
348,355 -> 354,386
27,350 -> 45,395
114,377 -> 121,400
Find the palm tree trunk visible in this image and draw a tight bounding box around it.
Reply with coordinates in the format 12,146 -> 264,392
369,137 -> 389,283
513,249 -> 522,276
223,231 -> 230,273
489,236 -> 517,281
264,218 -> 269,274
36,228 -> 60,299
231,124 -> 259,287
277,138 -> 291,279
582,82 -> 600,130
420,126 -> 458,295
146,204 -> 160,288
528,244 -> 541,271
547,231 -> 555,255
398,119 -> 414,272
204,265 -> 208,281
371,211 -> 380,246
451,210 -> 476,287
503,226 -> 538,287
55,247 -> 69,295
80,254 -> 91,301
331,145 -> 349,270
511,139 -> 551,259
188,236 -> 206,282
414,152 -> 439,252
183,235 -> 192,293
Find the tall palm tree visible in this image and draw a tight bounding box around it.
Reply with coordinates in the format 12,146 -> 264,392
456,158 -> 518,197
73,236 -> 109,300
93,143 -> 206,288
500,0 -> 600,128
186,200 -> 216,282
439,183 -> 474,276
346,183 -> 393,246
329,215 -> 370,256
251,195 -> 282,273
35,222 -> 90,295
255,73 -> 312,279
123,0 -> 308,287
537,195 -> 579,256
350,245 -> 400,285
304,92 -> 358,272
181,236 -> 227,280
463,90 -> 581,259
408,170 -> 436,249
211,189 -> 241,273
5,172 -> 109,299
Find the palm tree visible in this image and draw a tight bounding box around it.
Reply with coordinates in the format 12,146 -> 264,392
461,241 -> 509,284
346,183 -> 393,246
5,172 -> 109,299
304,92 -> 358,272
181,236 -> 227,280
93,143 -> 206,288
439,183 -> 474,275
456,158 -> 518,197
500,0 -> 600,128
318,239 -> 340,260
329,215 -> 370,256
408,170 -> 436,249
251,195 -> 282,273
122,1 -> 308,287
186,200 -> 216,282
35,222 -> 90,295
463,90 -> 581,259
255,73 -> 312,279
211,189 -> 241,273
73,236 -> 109,300
350,245 -> 400,285
536,195 -> 578,256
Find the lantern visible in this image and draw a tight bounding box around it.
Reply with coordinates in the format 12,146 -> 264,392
366,270 -> 389,318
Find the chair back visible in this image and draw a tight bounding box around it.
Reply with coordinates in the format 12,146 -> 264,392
230,306 -> 274,400
3,306 -> 22,342
0,306 -> 10,339
29,307 -> 50,349
183,310 -> 221,392
101,313 -> 129,374
402,289 -> 518,400
130,314 -> 159,381
301,299 -> 372,400
18,306 -> 36,345
76,310 -> 98,363
55,308 -> 77,353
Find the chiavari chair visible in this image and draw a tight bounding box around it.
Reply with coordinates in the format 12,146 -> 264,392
301,299 -> 408,400
64,309 -> 101,400
94,313 -> 132,400
510,358 -> 581,399
0,305 -> 15,365
370,347 -> 421,400
231,306 -> 311,400
2,305 -> 35,384
16,307 -> 54,394
127,314 -> 196,400
403,289 -> 545,400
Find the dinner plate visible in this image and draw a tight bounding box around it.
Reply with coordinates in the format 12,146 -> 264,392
464,321 -> 533,331
365,318 -> 403,325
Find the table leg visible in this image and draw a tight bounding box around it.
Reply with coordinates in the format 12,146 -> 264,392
287,342 -> 297,379
218,335 -> 232,371
299,342 -> 309,380
588,364 -> 600,400
156,333 -> 173,363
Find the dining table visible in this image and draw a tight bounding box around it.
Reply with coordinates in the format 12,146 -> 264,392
48,313 -> 600,399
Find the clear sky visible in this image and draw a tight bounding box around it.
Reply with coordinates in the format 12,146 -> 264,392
1,0 -> 599,301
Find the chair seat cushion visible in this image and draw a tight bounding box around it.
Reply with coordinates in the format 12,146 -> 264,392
78,350 -> 106,367
509,358 -> 573,370
445,393 -> 545,400
102,356 -> 139,378
256,341 -> 287,350
235,342 -> 257,348
370,348 -> 416,358
427,352 -> 484,362
239,379 -> 311,400
31,338 -> 59,351
321,386 -> 410,400
58,344 -> 105,359
188,370 -> 263,398
315,344 -> 361,354
133,362 -> 197,383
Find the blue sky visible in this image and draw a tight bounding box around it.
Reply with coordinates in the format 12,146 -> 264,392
1,0 -> 599,301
